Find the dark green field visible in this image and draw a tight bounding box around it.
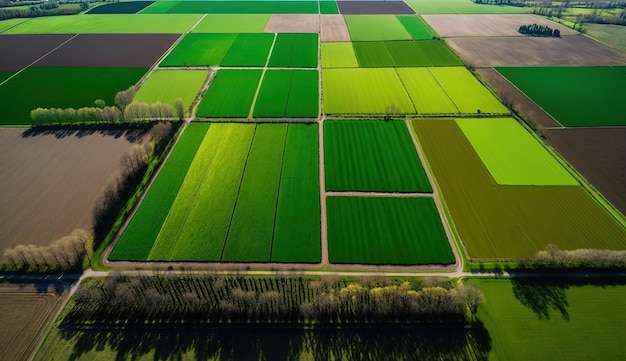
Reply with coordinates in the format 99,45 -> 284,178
253,70 -> 318,118
144,1 -> 320,14
352,40 -> 462,68
220,33 -> 274,67
269,33 -> 318,68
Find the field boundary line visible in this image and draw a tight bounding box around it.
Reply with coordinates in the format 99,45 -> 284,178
269,125 -> 290,261
189,13 -> 208,32
318,117 -> 328,266
282,70 -> 295,116
326,191 -> 433,198
190,69 -> 215,119
424,67 -> 461,114
248,33 -> 277,120
393,68 -> 419,114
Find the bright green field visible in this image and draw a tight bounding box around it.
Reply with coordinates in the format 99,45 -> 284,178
0,67 -> 147,125
324,120 -> 432,193
160,33 -> 237,66
327,196 -> 454,265
322,68 -> 415,114
2,14 -> 201,34
351,41 -> 462,68
134,70 -> 208,111
456,118 -> 578,186
396,68 -> 458,114
143,1 -> 319,14
268,33 -> 318,68
110,123 -> 209,261
496,66 -> 626,127
253,70 -> 318,118
191,14 -> 270,33
196,69 -> 262,118
406,0 -> 527,14
220,33 -> 274,67
0,18 -> 27,33
345,15 -> 412,41
397,15 -> 434,40
321,42 -> 359,68
468,278 -> 626,360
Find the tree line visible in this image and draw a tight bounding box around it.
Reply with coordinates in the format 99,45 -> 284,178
520,244 -> 626,270
0,1 -> 88,21
518,23 -> 561,37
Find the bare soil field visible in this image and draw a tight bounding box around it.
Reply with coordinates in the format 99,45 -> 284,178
0,127 -> 146,250
264,14 -> 319,33
33,34 -> 180,67
0,34 -> 73,71
337,1 -> 415,14
321,15 -> 351,42
446,35 -> 626,67
422,14 -> 575,37
544,127 -> 626,217
477,68 -> 560,128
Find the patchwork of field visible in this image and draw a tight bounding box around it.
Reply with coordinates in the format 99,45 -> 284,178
345,15 -> 431,41
337,1 -> 415,15
197,69 -> 262,118
422,14 -> 575,37
349,40 -> 462,67
111,123 -> 320,263
134,69 -> 208,111
192,14 -> 270,33
413,119 -> 626,259
269,33 -> 318,67
405,0 -> 528,14
264,14 -> 320,33
0,34 -> 74,71
141,1 -> 332,14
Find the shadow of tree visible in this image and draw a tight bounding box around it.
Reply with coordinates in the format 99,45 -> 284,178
21,125 -> 150,143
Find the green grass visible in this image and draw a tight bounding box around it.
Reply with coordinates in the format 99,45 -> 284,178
222,124 -> 287,262
253,70 -> 318,118
220,33 -> 274,67
0,67 -> 147,125
324,120 -> 432,192
396,68 -> 458,114
272,124 -> 320,263
496,66 -> 626,127
429,67 -> 509,114
197,69 -> 262,118
0,18 -> 27,33
134,69 -> 208,111
418,41 -> 463,66
160,33 -> 237,67
109,123 -> 209,261
268,33 -> 318,68
456,118 -> 578,186
345,15 -> 412,41
191,14 -> 270,33
327,196 -> 454,265
397,16 -> 434,39
468,278 -> 626,360
405,0 -> 528,14
319,1 -> 339,14
3,14 -> 200,34
322,68 -> 415,114
321,42 -> 358,68
585,23 -> 626,54
146,1 -> 319,14
353,42 -> 395,68
0,72 -> 13,84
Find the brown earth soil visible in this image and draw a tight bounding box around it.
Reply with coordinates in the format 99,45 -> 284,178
321,15 -> 351,42
337,1 -> 416,14
477,68 -> 560,129
422,14 -> 575,37
33,34 -> 180,68
263,14 -> 320,33
0,127 -> 146,250
544,127 -> 626,217
0,34 -> 74,71
446,35 -> 626,67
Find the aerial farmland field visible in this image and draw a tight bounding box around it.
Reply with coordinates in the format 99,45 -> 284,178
345,15 -> 412,41
160,33 -> 238,66
321,42 -> 359,68
253,70 -> 319,118
196,69 -> 262,118
134,69 -> 208,111
268,33 -> 318,68
396,68 -> 458,114
191,14 -> 270,32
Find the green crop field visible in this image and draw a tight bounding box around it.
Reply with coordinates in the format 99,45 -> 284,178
350,41 -> 461,68
327,196 -> 454,265
2,14 -> 200,34
196,69 -> 262,118
0,18 -> 27,33
191,14 -> 270,33
143,1 -> 319,14
160,33 -> 237,66
429,67 -> 509,114
385,41 -> 431,67
585,23 -> 626,54
324,120 -> 432,193
406,0 -> 527,14
412,119 -> 626,259
319,1 -> 339,14
345,15 -> 412,41
322,68 -> 415,114
396,68 -> 458,114
397,15 -> 434,40
468,278 -> 626,360
134,69 -> 208,111
321,42 -> 359,68
0,72 -> 13,84
353,42 -> 395,68
496,66 -> 626,127
0,67 -> 147,125
110,123 -> 209,261
456,118 -> 578,186
254,70 -> 318,118
269,33 -> 318,68
220,33 -> 274,67
416,40 -> 463,66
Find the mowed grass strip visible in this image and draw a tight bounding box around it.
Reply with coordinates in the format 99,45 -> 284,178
396,68 -> 458,114
220,33 -> 274,67
160,33 -> 237,67
456,118 -> 578,185
324,120 -> 432,192
134,69 -> 208,111
253,70 -> 318,117
272,124 -> 320,262
191,14 -> 270,33
397,15 -> 434,39
353,42 -> 395,67
321,42 -> 358,68
269,33 -> 318,68
197,69 -> 262,118
345,15 -> 412,41
327,197 -> 454,265
109,123 -> 209,261
222,124 -> 287,262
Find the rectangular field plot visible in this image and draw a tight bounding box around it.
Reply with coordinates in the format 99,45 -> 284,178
456,118 -> 578,185
396,68 -> 458,114
196,69 -> 262,118
320,14 -> 350,42
320,1 -> 339,14
0,67 -> 147,125
87,1 -> 154,14
253,70 -> 319,118
412,119 -> 626,259
264,14 -> 320,33
405,0 -> 528,14
0,34 -> 74,71
160,33 -> 237,67
353,42 -> 395,67
191,14 -> 270,33
397,15 -> 434,40
351,40 -> 462,68
220,33 -> 274,67
321,42 -> 358,68
324,120 -> 432,192
268,33 -> 318,68
322,68 -> 415,114
345,15 -> 412,41
134,69 -> 208,112
327,196 -> 454,265
145,1 -> 319,14
496,66 -> 626,127
337,1 -> 416,15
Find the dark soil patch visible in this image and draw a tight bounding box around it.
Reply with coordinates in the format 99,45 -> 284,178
34,34 -> 180,67
338,1 -> 415,15
86,1 -> 154,14
0,34 -> 73,71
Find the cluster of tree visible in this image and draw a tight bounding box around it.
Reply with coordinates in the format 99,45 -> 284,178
1,229 -> 92,272
518,23 -> 561,37
66,274 -> 484,325
578,9 -> 626,25
0,1 -> 88,20
519,244 -> 626,270
472,0 -> 526,6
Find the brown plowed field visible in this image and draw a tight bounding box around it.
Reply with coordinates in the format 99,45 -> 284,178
264,14 -> 320,33
0,127 -> 146,250
422,14 -> 575,37
0,34 -> 73,71
545,127 -> 626,217
321,15 -> 351,42
446,35 -> 626,67
337,1 -> 416,14
33,34 -> 180,67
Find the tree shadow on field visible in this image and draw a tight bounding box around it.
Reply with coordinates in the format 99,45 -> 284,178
21,125 -> 150,143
